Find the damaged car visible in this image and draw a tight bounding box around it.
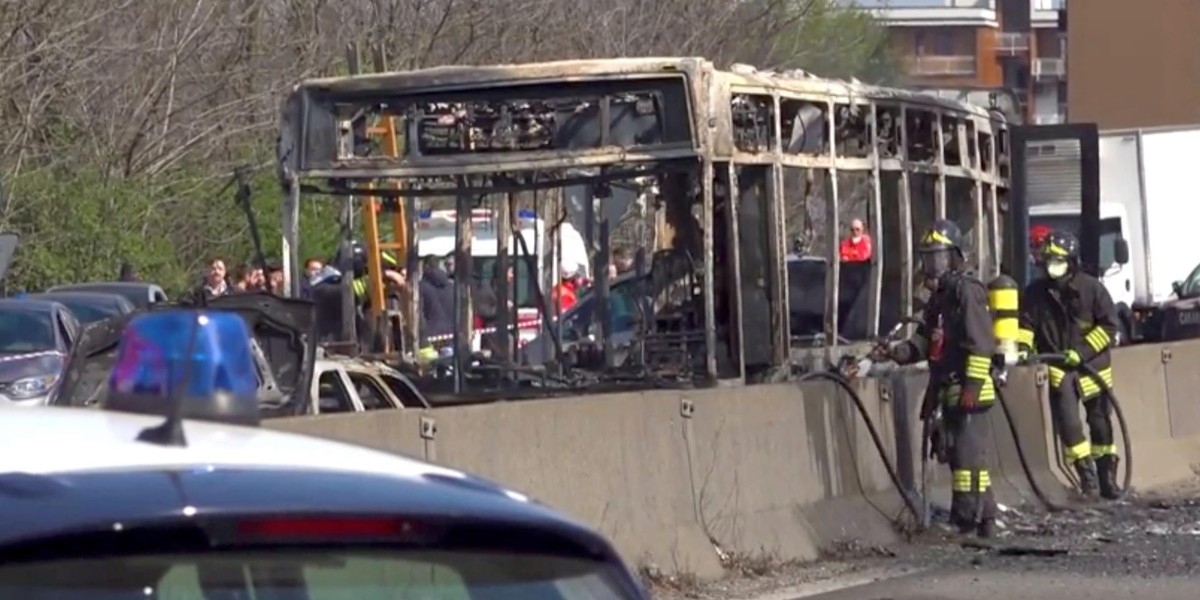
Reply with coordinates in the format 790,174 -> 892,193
49,293 -> 319,418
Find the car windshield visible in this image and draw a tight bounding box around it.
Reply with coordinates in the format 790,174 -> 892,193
0,310 -> 56,354
0,549 -> 632,600
54,299 -> 119,325
1179,263 -> 1200,298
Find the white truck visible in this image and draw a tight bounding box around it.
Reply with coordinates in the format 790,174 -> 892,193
1026,125 -> 1200,342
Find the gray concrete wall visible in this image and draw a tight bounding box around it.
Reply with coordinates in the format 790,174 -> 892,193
271,339 -> 1200,579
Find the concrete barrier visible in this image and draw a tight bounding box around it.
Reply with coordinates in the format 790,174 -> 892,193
1108,340 -> 1200,489
272,380 -> 904,578
889,366 -> 1072,513
270,339 -> 1200,578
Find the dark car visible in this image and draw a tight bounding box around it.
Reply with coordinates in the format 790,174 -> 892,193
25,291 -> 137,325
0,298 -> 81,406
1142,262 -> 1200,342
50,293 -> 317,418
47,282 -> 168,310
0,404 -> 648,600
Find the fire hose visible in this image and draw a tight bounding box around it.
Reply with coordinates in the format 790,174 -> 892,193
795,320 -> 1133,530
794,318 -> 927,527
992,353 -> 1133,512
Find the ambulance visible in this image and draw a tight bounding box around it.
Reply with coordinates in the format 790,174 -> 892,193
415,208 -> 590,350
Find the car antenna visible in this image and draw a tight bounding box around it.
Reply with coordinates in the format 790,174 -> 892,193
136,314 -> 204,448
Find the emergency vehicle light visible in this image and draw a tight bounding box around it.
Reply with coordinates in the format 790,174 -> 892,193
106,310 -> 260,430
517,209 -> 536,219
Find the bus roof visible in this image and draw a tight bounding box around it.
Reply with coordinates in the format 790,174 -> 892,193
291,56 -> 998,121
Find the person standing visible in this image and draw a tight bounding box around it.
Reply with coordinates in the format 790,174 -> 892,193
1017,229 -> 1122,500
839,218 -> 873,263
200,259 -> 230,299
883,219 -> 997,536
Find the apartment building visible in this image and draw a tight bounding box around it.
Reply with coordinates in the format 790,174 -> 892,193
844,0 -> 1067,124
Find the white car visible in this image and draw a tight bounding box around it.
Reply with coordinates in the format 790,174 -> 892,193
311,354 -> 430,414
0,403 -> 646,599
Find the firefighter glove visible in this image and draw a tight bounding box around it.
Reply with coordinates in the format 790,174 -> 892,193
1063,349 -> 1081,367
959,381 -> 981,411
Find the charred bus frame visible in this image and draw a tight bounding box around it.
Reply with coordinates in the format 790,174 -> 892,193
275,57 -> 1009,386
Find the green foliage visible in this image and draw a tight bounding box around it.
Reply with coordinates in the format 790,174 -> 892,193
2,158 -> 342,295
0,1 -> 895,295
762,0 -> 898,84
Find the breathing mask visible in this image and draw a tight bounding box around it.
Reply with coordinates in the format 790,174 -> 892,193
920,249 -> 954,288
1045,257 -> 1069,280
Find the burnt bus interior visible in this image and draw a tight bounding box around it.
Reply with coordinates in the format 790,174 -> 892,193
280,65 -> 1010,396
715,86 -> 1009,377
285,73 -> 729,395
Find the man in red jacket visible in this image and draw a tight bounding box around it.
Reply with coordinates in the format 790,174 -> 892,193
839,218 -> 873,263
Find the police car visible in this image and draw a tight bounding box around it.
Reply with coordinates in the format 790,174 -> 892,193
0,310 -> 647,600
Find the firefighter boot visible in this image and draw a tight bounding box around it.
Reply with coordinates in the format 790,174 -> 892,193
950,492 -> 981,535
1074,457 -> 1099,498
976,489 -> 997,539
1096,455 -> 1121,500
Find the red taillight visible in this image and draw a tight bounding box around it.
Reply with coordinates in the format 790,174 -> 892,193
236,517 -> 423,539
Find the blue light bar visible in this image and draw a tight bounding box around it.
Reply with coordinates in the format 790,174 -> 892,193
107,310 -> 260,425
418,209 -> 433,219
517,209 -> 536,220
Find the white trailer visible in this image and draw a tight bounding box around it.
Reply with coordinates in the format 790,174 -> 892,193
1025,124 -> 1200,341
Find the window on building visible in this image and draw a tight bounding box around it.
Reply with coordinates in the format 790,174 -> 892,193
916,30 -> 959,57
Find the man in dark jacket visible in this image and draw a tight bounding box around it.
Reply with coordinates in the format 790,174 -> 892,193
419,262 -> 456,340
885,219 -> 998,537
1018,229 -> 1122,500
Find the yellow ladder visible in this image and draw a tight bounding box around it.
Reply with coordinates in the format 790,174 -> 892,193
349,43 -> 409,352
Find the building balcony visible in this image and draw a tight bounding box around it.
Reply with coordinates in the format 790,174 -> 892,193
903,55 -> 978,76
839,0 -> 998,27
1032,0 -> 1066,26
1032,57 -> 1065,79
995,32 -> 1030,55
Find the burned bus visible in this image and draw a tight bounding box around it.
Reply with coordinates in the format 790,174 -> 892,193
275,57 -> 1010,388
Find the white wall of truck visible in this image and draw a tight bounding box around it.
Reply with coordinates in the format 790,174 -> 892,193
1100,126 -> 1200,306
1026,125 -> 1200,310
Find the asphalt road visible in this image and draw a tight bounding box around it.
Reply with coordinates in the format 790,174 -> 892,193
798,493 -> 1200,600
800,569 -> 1199,600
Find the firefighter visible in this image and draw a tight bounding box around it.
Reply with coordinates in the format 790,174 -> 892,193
885,219 -> 998,536
1017,229 -> 1121,500
347,240 -> 402,305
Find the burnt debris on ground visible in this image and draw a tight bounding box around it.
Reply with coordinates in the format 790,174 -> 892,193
650,486 -> 1200,600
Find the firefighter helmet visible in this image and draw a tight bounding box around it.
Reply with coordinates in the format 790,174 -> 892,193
918,219 -> 964,254
1038,229 -> 1080,264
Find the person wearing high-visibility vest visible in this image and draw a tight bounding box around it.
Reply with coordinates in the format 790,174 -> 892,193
350,245 -> 402,304
883,219 -> 998,538
1018,229 -> 1122,500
